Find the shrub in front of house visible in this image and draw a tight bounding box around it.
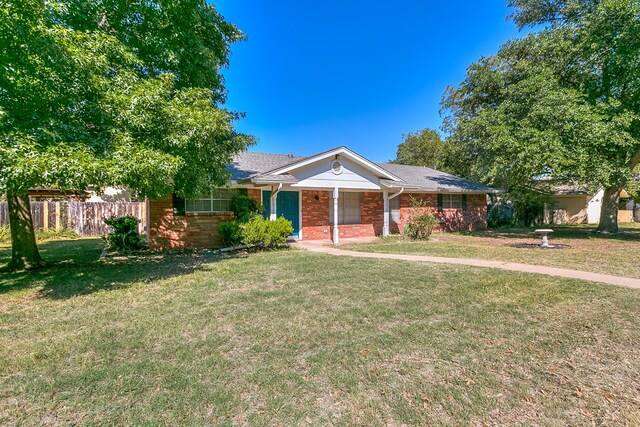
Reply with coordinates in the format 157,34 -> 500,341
487,201 -> 514,228
403,196 -> 439,240
404,212 -> 439,240
219,220 -> 243,247
242,216 -> 293,248
230,192 -> 263,223
103,216 -> 147,252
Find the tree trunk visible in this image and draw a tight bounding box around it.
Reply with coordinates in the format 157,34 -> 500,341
5,191 -> 45,271
596,184 -> 623,234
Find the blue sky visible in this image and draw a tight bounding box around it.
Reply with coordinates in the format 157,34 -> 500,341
215,1 -> 524,162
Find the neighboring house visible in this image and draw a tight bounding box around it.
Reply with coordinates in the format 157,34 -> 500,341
85,186 -> 137,202
147,146 -> 498,249
28,188 -> 90,201
544,185 -> 638,224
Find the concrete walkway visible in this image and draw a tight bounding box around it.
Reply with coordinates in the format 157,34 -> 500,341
294,241 -> 640,289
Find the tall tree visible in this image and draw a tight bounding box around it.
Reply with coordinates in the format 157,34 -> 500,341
442,0 -> 640,232
0,0 -> 254,270
392,128 -> 459,174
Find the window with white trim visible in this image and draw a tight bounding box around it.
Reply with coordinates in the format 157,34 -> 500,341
442,194 -> 462,209
329,192 -> 361,225
185,189 -> 237,213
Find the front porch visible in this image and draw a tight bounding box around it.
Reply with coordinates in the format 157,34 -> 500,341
256,188 -> 487,244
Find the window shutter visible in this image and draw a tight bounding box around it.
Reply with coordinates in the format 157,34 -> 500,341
172,193 -> 186,216
437,194 -> 443,212
462,194 -> 468,211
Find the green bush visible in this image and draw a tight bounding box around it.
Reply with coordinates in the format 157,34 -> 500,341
403,196 -> 439,240
218,220 -> 243,247
404,212 -> 439,240
103,216 -> 147,252
511,190 -> 548,227
230,192 -> 262,223
242,215 -> 293,248
487,202 -> 514,228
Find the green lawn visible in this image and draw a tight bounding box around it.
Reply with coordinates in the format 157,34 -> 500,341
342,224 -> 640,279
1,239 -> 640,425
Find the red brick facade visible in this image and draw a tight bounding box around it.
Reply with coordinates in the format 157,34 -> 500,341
148,190 -> 487,250
395,193 -> 487,233
148,195 -> 234,250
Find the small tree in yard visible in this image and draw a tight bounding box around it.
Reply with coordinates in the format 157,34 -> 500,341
0,1 -> 254,270
403,196 -> 439,240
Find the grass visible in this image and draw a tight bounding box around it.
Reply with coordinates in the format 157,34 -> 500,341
0,225 -> 79,245
1,239 -> 640,425
341,224 -> 640,279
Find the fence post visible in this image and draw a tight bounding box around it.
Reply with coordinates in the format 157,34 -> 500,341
55,202 -> 61,230
43,202 -> 49,231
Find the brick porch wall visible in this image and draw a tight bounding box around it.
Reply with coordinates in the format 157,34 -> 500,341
148,195 -> 234,250
301,190 -> 332,241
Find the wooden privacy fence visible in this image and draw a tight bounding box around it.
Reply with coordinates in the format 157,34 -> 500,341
0,201 -> 147,237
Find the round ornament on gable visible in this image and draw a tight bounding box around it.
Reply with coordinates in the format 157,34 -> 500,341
331,159 -> 343,175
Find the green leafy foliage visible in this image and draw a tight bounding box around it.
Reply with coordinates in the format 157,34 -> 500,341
392,128 -> 459,174
242,216 -> 293,249
0,1 -> 254,268
487,202 -> 514,228
442,0 -> 640,231
103,216 -> 147,252
218,221 -> 243,247
230,192 -> 263,223
403,196 -> 439,240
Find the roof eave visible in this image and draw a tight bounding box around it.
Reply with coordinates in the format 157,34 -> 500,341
380,180 -> 500,194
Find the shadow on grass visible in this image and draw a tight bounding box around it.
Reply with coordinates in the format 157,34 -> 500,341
457,225 -> 640,242
0,239 -> 238,300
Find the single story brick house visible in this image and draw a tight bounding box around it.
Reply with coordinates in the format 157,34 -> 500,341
148,146 -> 497,249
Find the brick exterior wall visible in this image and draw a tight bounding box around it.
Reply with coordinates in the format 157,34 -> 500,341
148,190 -> 488,249
148,195 -> 234,250
396,193 -> 487,233
301,190 -> 332,241
247,188 -> 262,204
361,192 -> 385,235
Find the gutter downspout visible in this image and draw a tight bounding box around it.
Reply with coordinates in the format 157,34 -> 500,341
383,188 -> 404,237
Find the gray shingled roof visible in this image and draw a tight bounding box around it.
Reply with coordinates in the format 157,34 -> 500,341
228,152 -> 306,180
377,163 -> 496,193
228,151 -> 496,193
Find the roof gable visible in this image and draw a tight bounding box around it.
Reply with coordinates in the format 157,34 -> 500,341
264,146 -> 402,181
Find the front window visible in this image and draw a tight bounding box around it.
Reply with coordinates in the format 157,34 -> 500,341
330,192 -> 361,225
442,194 -> 462,209
186,189 -> 236,213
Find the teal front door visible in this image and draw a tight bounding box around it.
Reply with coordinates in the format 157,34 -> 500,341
262,190 -> 300,237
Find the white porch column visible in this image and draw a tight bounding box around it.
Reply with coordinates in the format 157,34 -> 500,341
332,187 -> 339,244
383,190 -> 390,237
270,184 -> 282,221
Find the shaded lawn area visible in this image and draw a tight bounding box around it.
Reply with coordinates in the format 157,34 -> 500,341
1,240 -> 640,425
342,224 -> 640,279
